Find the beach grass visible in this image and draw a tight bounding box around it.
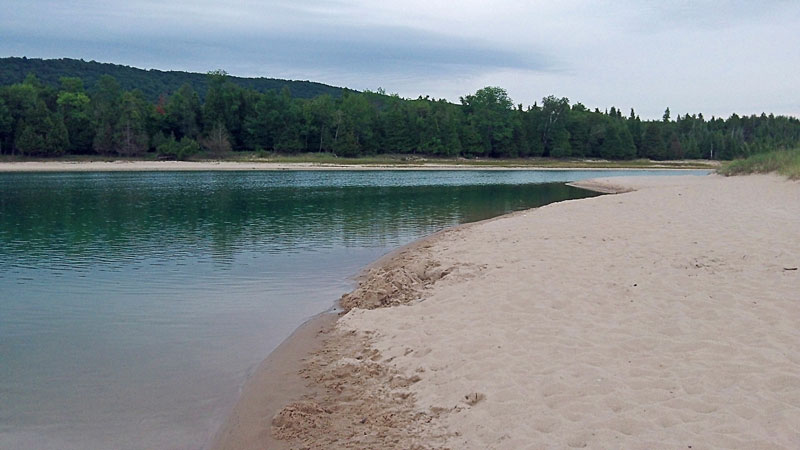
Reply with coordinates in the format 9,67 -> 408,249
719,148 -> 800,179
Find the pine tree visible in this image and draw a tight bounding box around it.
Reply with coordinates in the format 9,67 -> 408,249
642,123 -> 667,159
45,112 -> 69,155
91,75 -> 121,155
113,91 -> 149,156
15,123 -> 44,155
0,98 -> 12,154
166,83 -> 201,140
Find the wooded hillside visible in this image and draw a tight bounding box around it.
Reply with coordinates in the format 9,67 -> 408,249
1,58 -> 798,160
0,57 -> 345,101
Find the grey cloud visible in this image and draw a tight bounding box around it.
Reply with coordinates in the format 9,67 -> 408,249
631,0 -> 799,32
1,15 -> 554,79
2,0 -> 556,82
244,26 -> 551,72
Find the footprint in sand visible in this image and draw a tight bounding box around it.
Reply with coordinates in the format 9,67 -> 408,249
463,392 -> 485,406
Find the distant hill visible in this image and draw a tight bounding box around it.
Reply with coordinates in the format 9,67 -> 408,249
0,56 -> 347,100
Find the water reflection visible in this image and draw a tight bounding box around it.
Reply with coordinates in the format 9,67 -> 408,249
0,172 -> 598,267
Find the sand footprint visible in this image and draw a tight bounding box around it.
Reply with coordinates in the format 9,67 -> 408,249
533,417 -> 560,434
566,433 -> 591,448
463,392 -> 485,406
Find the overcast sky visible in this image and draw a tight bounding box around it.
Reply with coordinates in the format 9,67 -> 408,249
2,0 -> 798,119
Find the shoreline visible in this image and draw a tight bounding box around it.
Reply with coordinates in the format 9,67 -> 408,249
0,160 -> 716,172
207,211 -> 499,449
209,180 -> 623,448
208,311 -> 338,450
213,173 -> 800,448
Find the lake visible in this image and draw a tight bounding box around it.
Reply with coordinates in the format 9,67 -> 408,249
0,169 -> 707,449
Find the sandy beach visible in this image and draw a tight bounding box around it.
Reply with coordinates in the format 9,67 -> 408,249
216,173 -> 800,449
0,160 -> 714,172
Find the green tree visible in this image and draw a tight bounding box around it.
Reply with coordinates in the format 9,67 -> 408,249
166,83 -> 202,140
274,88 -> 304,152
641,122 -> 667,159
616,120 -> 637,159
46,112 -> 69,155
243,88 -> 304,152
332,92 -> 375,156
203,70 -> 249,149
380,98 -> 412,153
0,98 -> 11,154
597,119 -> 636,159
539,96 -> 571,157
459,117 -> 484,157
627,108 -> 643,156
244,90 -> 280,150
2,81 -> 39,155
113,91 -> 150,156
666,132 -> 684,159
155,133 -> 201,160
316,94 -> 338,153
566,109 -> 590,157
521,104 -> 545,157
13,98 -> 66,156
57,78 -> 93,153
440,111 -> 463,156
14,122 -> 45,155
91,75 -> 122,154
460,86 -> 515,156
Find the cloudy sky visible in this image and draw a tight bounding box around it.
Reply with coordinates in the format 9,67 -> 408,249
2,0 -> 798,119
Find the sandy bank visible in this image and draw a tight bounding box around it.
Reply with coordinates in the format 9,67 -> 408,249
0,160 -> 710,172
221,173 -> 800,449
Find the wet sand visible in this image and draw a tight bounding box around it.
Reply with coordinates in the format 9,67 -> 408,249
209,313 -> 337,450
215,174 -> 800,449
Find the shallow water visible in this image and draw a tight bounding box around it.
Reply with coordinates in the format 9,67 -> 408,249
0,169 -> 707,449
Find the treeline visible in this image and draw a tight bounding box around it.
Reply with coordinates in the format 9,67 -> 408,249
0,57 -> 344,101
1,71 -> 799,160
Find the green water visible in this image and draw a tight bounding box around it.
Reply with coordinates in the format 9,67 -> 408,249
0,169 -> 707,450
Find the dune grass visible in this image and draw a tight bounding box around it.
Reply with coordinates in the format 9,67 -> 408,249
719,148 -> 800,179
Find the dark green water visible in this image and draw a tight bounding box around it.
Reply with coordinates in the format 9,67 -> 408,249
0,169 -> 707,450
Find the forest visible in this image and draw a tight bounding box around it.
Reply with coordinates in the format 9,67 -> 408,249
0,57 -> 344,101
1,59 -> 799,160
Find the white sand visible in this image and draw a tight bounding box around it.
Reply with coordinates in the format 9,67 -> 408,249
335,174 -> 800,449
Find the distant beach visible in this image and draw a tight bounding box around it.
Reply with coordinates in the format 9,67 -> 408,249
216,173 -> 800,448
0,160 -> 715,172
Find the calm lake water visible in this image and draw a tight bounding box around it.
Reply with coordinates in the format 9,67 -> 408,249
0,169 -> 707,450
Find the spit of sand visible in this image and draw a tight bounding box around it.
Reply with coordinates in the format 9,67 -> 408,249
231,174 -> 800,449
